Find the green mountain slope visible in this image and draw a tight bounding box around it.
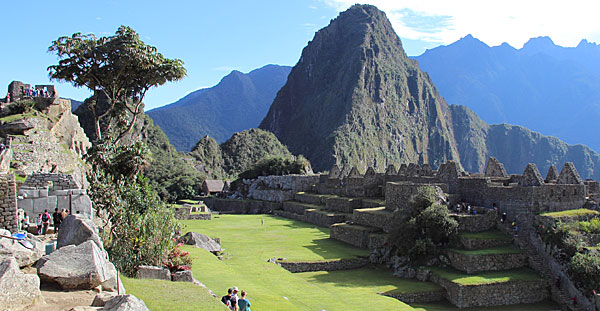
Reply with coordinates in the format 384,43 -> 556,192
148,64 -> 291,151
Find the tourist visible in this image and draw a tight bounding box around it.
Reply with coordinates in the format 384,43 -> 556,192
501,212 -> 507,223
61,208 -> 68,221
35,214 -> 43,235
4,93 -> 9,103
237,290 -> 251,311
41,210 -> 51,234
230,286 -> 239,310
21,212 -> 30,231
52,208 -> 62,234
512,222 -> 518,237
221,288 -> 233,309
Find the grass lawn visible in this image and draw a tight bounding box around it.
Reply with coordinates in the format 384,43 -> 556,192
429,267 -> 542,286
412,300 -> 561,311
540,208 -> 600,218
180,215 -> 421,310
121,276 -> 228,310
447,245 -> 522,256
458,230 -> 511,240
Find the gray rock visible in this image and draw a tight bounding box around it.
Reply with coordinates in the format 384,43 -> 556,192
172,270 -> 194,282
136,265 -> 171,281
102,262 -> 126,294
92,292 -> 118,307
57,215 -> 103,250
0,229 -> 45,267
104,294 -> 149,311
37,240 -> 112,290
416,268 -> 431,281
179,232 -> 221,253
0,257 -> 42,310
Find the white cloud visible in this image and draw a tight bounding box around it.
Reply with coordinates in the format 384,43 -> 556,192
321,0 -> 600,48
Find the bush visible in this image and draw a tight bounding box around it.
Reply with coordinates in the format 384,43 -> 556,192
102,176 -> 181,276
540,221 -> 583,259
164,242 -> 192,273
574,218 -> 600,234
416,204 -> 459,245
238,156 -> 311,180
409,186 -> 441,217
570,252 -> 600,294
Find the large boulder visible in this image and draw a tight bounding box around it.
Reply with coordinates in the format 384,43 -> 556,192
57,215 -> 103,250
0,257 -> 42,310
37,240 -> 112,290
0,230 -> 45,267
136,265 -> 171,281
179,232 -> 221,253
103,294 -> 149,311
102,261 -> 126,294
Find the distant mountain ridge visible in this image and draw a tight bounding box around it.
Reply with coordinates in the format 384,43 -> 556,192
413,35 -> 600,152
147,64 -> 291,151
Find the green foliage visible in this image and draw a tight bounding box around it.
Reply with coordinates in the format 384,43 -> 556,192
570,252 -> 600,294
86,142 -> 181,277
142,116 -> 204,202
409,186 -> 440,216
538,221 -> 584,259
48,25 -> 186,143
393,203 -> 458,262
574,218 -> 600,234
238,156 -> 311,180
104,176 -> 179,276
164,243 -> 192,273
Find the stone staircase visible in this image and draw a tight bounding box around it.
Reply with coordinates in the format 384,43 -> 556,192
274,192 -> 391,249
424,212 -> 551,308
497,221 -> 587,311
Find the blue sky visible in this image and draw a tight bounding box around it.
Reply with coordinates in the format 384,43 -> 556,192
1,0 -> 598,110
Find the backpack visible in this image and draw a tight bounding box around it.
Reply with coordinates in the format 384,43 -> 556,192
221,296 -> 232,308
42,213 -> 49,222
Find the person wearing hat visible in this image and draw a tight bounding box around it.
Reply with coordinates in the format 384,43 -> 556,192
230,286 -> 239,311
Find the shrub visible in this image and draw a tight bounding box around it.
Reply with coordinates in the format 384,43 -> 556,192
574,218 -> 600,234
416,204 -> 459,245
570,252 -> 600,294
409,186 -> 441,217
164,242 -> 192,273
238,156 -> 311,180
540,221 -> 583,259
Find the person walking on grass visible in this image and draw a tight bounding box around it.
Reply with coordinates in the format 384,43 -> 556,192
230,286 -> 239,311
237,290 -> 251,311
221,288 -> 233,310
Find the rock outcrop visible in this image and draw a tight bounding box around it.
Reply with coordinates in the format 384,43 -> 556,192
0,257 -> 42,310
103,294 -> 149,311
37,240 -> 114,290
57,215 -> 103,250
179,232 -> 221,253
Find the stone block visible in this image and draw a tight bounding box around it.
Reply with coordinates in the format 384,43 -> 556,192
172,270 -> 194,282
136,265 -> 171,281
56,195 -> 70,211
38,188 -> 48,198
18,189 -> 38,199
17,198 -> 33,214
33,198 -> 48,214
47,196 -> 57,211
71,194 -> 92,218
49,190 -> 68,196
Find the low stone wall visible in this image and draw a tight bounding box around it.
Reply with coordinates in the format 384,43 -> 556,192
458,236 -> 510,250
0,174 -> 18,232
352,207 -> 395,232
294,193 -> 325,205
282,201 -> 311,215
325,197 -> 361,213
173,207 -> 212,220
277,257 -> 368,273
17,187 -> 92,219
446,251 -> 527,274
189,213 -> 212,220
204,198 -> 281,214
304,210 -> 348,227
453,211 -> 496,232
430,274 -> 549,308
330,223 -> 379,248
248,188 -> 295,202
368,233 -> 390,249
380,289 -> 444,303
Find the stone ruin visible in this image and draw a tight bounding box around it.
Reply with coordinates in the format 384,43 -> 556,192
6,81 -> 57,102
484,157 -> 507,177
17,173 -> 93,222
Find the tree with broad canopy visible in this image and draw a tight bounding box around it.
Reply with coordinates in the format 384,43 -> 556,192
48,25 -> 186,143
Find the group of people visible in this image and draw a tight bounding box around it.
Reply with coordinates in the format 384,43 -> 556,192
22,87 -> 51,98
452,202 -> 478,215
221,287 -> 251,311
19,208 -> 68,235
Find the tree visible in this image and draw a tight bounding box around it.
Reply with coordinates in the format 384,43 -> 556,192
48,26 -> 186,143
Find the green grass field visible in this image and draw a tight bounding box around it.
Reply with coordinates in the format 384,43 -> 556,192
123,214 -> 559,310
429,267 -> 542,286
540,208 -> 600,218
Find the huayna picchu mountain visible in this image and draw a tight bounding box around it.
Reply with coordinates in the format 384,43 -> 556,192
260,4 -> 460,172
259,4 -> 600,179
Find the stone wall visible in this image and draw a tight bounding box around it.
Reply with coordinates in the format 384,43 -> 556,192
0,149 -> 11,173
0,174 -> 18,232
446,251 -> 528,274
276,257 -> 368,273
385,182 -> 446,212
430,274 -> 549,308
22,173 -> 79,190
330,223 -> 378,248
380,290 -> 444,304
203,198 -> 281,214
453,212 -> 497,233
17,187 -> 92,219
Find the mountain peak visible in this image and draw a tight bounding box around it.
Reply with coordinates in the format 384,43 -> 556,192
522,36 -> 557,50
